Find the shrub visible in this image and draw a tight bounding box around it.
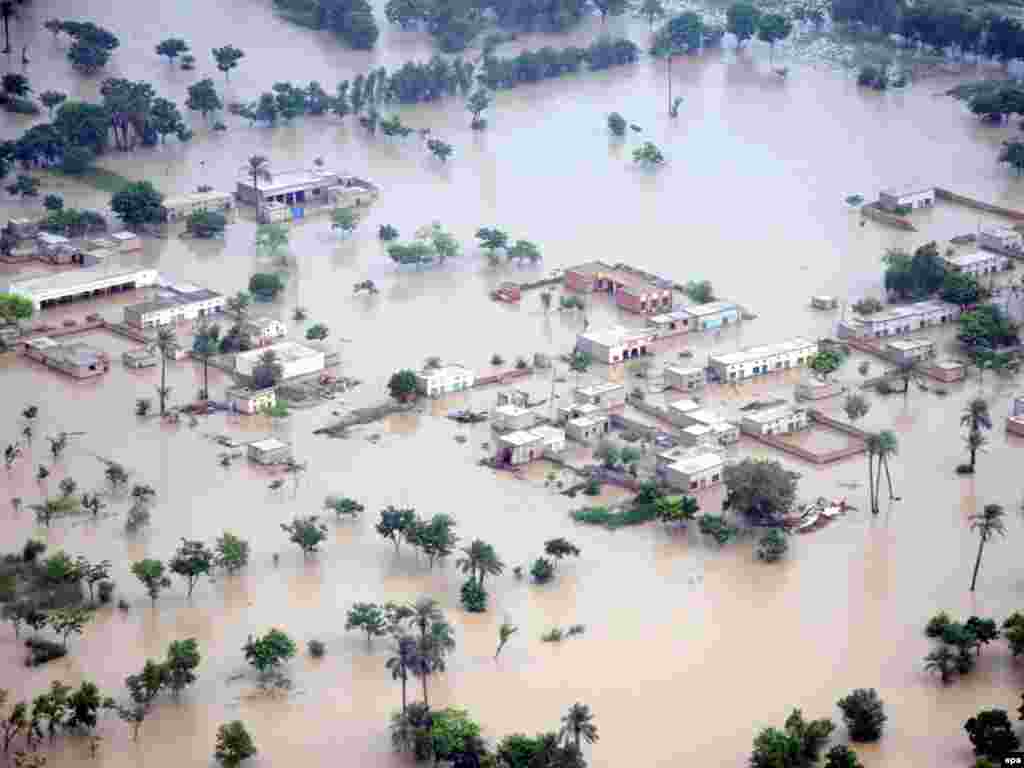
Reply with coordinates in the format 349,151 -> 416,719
97,580 -> 115,604
530,557 -> 555,584
378,224 -> 399,241
837,688 -> 887,742
540,627 -> 563,642
307,639 -> 326,658
186,209 -> 227,238
566,624 -> 585,636
22,539 -> 46,563
25,638 -> 67,666
925,611 -> 952,639
460,579 -> 487,612
756,529 -> 789,562
490,353 -> 504,366
582,478 -> 601,496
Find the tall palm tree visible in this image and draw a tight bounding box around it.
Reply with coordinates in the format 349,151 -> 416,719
865,433 -> 881,515
458,539 -> 504,587
409,597 -> 443,642
969,503 -> 1006,591
875,430 -> 899,502
924,646 -> 956,685
0,1 -> 14,55
192,321 -> 219,400
964,429 -> 988,474
559,703 -> 599,751
961,397 -> 992,434
385,635 -> 416,713
152,327 -> 176,416
245,155 -> 271,193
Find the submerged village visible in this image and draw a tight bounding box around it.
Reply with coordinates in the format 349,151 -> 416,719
5,0 -> 1024,767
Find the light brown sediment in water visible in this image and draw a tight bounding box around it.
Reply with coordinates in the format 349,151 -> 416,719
2,2 -> 1024,766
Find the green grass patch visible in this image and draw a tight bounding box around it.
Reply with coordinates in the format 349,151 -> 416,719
570,503 -> 657,529
44,166 -> 134,195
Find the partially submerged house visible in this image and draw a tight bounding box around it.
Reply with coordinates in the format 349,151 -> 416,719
162,190 -> 234,222
573,382 -> 626,410
123,284 -> 225,329
23,337 -> 109,378
885,338 -> 935,364
228,387 -> 276,415
247,437 -> 292,465
565,261 -> 673,314
979,224 -> 1023,254
243,316 -> 288,346
415,365 -> 475,398
878,184 -> 935,212
235,342 -> 325,380
837,300 -> 959,339
8,265 -> 159,310
933,359 -> 966,383
662,451 -> 724,493
740,406 -> 809,437
492,403 -> 535,431
494,426 -> 565,465
709,338 -> 818,381
664,365 -> 705,392
1008,395 -> 1024,437
941,250 -> 1010,277
565,414 -> 609,442
576,326 -> 658,365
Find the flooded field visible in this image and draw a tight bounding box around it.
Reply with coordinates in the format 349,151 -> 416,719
2,0 -> 1024,766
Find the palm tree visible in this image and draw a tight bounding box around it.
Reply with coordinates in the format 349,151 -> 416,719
152,327 -> 176,416
559,703 -> 599,751
29,497 -> 67,528
843,393 -> 870,423
192,321 -> 219,400
924,646 -> 956,684
245,155 -> 271,194
495,622 -> 517,659
961,397 -> 992,434
385,635 -> 417,713
0,1 -> 14,55
409,597 -> 443,642
875,430 -> 899,502
969,503 -> 1006,591
865,433 -> 881,515
964,429 -> 988,474
458,539 -> 505,588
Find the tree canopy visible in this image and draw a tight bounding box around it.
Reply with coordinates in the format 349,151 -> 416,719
723,458 -> 798,522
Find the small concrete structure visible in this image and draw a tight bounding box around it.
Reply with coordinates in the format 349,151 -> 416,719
885,338 -> 935,364
979,224 -> 1023,254
942,250 -> 1010,277
109,231 -> 142,252
415,365 -> 475,397
664,365 -> 705,392
573,382 -> 625,409
23,337 -> 109,378
665,398 -> 701,426
247,437 -> 292,465
709,421 -> 740,445
235,342 -> 325,380
933,359 -> 966,383
565,261 -> 673,314
740,406 -> 809,436
678,301 -> 741,331
556,401 -> 604,424
237,168 -> 343,208
576,326 -> 658,365
663,452 -> 724,493
811,295 -> 838,310
565,414 -> 609,442
530,425 -> 566,454
709,338 -> 818,382
494,429 -> 544,465
243,316 -> 287,345
492,403 -> 536,431
122,348 -> 157,369
8,265 -> 159,311
38,232 -> 71,258
795,377 -> 844,400
228,387 -> 276,415
838,300 -> 959,339
497,389 -> 531,408
1008,395 -> 1024,436
162,191 -> 234,222
124,284 -> 225,329
878,184 -> 935,212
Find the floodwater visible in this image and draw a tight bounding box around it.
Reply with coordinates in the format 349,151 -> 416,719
2,1 -> 1024,766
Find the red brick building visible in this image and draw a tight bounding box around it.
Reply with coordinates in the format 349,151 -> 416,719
564,261 -> 672,314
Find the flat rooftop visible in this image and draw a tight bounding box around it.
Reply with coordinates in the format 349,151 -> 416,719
250,438 -> 289,452
685,408 -> 727,425
8,265 -> 157,295
881,183 -> 934,198
499,429 -> 542,447
163,190 -> 232,206
495,404 -> 530,417
683,424 -> 713,435
576,382 -> 622,397
670,452 -> 723,474
679,301 -> 737,317
669,398 -> 700,412
568,415 -> 606,429
944,251 -> 1001,267
568,262 -> 671,292
855,300 -> 955,324
742,406 -> 802,423
666,365 -> 702,377
711,338 -> 815,366
242,168 -> 339,193
530,425 -> 564,443
886,338 -> 934,351
579,325 -> 653,348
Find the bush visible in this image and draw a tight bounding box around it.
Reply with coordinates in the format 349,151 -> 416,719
956,463 -> 975,475
541,627 -> 563,642
582,478 -> 601,496
22,539 -> 46,563
756,529 -> 789,562
25,638 -> 68,666
97,580 -> 115,604
530,557 -> 555,584
378,224 -> 399,241
307,639 -> 326,658
248,272 -> 285,300
925,611 -> 952,639
837,688 -> 887,742
460,579 -> 487,612
186,209 -> 227,238
490,353 -> 504,366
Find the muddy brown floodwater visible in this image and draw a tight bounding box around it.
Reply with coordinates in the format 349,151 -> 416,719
2,1 -> 1024,766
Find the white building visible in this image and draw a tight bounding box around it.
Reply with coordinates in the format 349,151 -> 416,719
838,300 -> 959,339
530,425 -> 566,454
664,366 -> 705,392
247,437 -> 292,465
235,342 -> 325,380
878,184 -> 935,212
414,365 -> 475,397
123,286 -> 225,329
493,403 -> 536,431
494,426 -> 564,464
942,250 -> 1010,277
228,387 -> 276,415
243,316 -> 287,345
575,325 -> 658,365
8,265 -> 159,310
236,168 -> 344,208
565,414 -> 608,442
664,452 -> 724,493
109,231 -> 142,252
885,338 -> 935,364
709,338 -> 818,381
795,377 -> 844,401
978,224 -> 1023,254
557,401 -> 604,424
740,406 -> 809,437
709,421 -> 740,445
679,423 -> 714,446
162,190 -> 234,222
665,398 -> 700,427
573,382 -> 625,409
